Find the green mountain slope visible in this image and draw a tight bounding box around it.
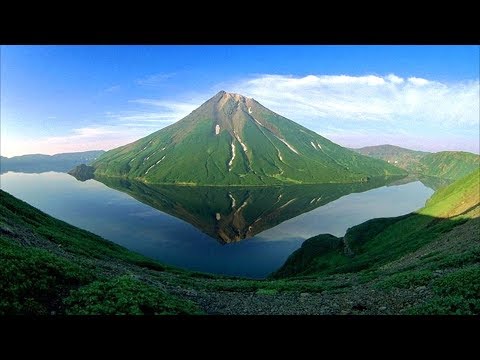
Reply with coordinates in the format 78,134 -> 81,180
272,169 -> 480,314
1,150 -> 104,174
353,145 -> 479,180
418,151 -> 480,180
91,91 -> 405,185
352,145 -> 428,171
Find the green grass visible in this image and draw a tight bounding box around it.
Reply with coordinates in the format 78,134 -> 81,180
256,288 -> 279,295
408,265 -> 480,315
65,276 -> 203,315
0,238 -> 94,315
376,270 -> 433,290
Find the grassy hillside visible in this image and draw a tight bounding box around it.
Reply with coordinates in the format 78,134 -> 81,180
91,92 -> 405,186
272,169 -> 480,314
353,144 -> 428,172
418,151 -> 480,180
353,145 -> 479,180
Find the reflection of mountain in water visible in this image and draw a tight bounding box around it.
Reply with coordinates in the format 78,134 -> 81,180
90,175 -> 406,244
384,174 -> 453,191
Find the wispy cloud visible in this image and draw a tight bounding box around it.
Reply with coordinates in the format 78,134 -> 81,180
6,126 -> 153,156
228,74 -> 479,127
136,73 -> 175,86
105,98 -> 198,128
217,73 -> 478,152
3,96 -> 199,156
130,99 -> 197,117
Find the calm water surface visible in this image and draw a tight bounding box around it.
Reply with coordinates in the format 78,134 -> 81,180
0,172 -> 434,278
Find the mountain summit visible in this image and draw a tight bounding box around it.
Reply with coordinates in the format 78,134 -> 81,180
91,91 -> 404,185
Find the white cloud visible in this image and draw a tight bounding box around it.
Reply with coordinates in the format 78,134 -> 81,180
386,74 -> 404,84
227,74 -> 479,127
105,99 -> 198,127
3,96 -> 201,156
2,126 -> 154,156
407,77 -> 430,86
130,99 -> 197,117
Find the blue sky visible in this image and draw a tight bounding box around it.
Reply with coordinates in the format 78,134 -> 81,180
1,45 -> 478,157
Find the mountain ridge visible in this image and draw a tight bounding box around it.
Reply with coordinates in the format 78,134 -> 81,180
1,150 -> 105,174
353,145 -> 479,180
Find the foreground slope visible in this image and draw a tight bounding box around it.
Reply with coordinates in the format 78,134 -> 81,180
91,91 -> 404,185
354,144 -> 479,180
273,169 -> 480,314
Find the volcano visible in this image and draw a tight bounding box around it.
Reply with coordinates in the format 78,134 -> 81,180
90,91 -> 404,185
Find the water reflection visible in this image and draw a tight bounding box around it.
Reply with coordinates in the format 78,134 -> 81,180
92,175 -> 406,244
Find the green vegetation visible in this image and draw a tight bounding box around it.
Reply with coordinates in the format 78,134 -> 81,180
408,265 -> 480,315
91,91 -> 405,186
67,164 -> 95,181
353,144 -> 479,180
65,276 -> 202,315
376,270 -> 433,290
0,238 -> 94,315
418,152 -> 480,180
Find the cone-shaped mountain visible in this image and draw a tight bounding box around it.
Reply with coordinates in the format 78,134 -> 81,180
92,91 -> 405,185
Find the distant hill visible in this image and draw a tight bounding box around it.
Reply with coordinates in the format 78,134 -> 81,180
0,150 -> 105,174
353,145 -> 479,180
90,91 -> 405,186
418,151 -> 480,180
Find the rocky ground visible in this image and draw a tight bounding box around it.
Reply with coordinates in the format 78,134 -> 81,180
173,286 -> 431,315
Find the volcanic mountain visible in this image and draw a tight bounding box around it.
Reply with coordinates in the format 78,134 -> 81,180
91,91 -> 405,185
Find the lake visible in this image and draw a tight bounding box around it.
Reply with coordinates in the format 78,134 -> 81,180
0,171 -> 434,278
